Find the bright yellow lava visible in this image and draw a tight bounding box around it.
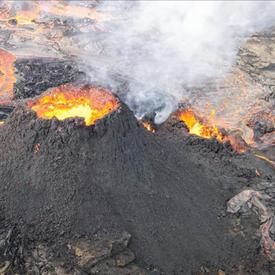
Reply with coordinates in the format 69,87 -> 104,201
28,84 -> 119,126
178,109 -> 224,141
178,108 -> 246,153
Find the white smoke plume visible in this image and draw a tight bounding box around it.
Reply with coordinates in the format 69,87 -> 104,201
81,1 -> 275,123
2,1 -> 275,123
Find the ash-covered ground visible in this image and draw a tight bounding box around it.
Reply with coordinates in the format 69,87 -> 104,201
0,31 -> 274,275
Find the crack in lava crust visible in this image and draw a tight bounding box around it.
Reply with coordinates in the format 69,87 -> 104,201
27,84 -> 120,126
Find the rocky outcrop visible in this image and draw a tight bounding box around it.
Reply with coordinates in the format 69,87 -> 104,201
0,229 -> 153,275
14,58 -> 86,99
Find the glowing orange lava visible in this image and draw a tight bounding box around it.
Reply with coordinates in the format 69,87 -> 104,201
0,48 -> 16,103
28,84 -> 119,126
178,109 -> 246,153
178,109 -> 224,140
142,122 -> 155,133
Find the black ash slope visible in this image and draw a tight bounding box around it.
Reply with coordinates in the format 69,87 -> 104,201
0,101 -> 262,274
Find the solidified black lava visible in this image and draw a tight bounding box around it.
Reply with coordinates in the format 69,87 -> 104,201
0,106 -> 13,120
247,111 -> 275,140
14,58 -> 86,99
0,101 -> 262,274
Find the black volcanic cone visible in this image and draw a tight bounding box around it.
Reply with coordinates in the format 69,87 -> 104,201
0,101 -> 258,273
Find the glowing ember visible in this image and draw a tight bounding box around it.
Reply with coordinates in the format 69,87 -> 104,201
142,122 -> 155,133
178,109 -> 246,153
0,48 -> 16,103
28,84 -> 119,126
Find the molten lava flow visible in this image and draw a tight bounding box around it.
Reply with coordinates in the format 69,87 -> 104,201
186,70 -> 272,150
0,49 -> 16,104
178,109 -> 224,141
142,122 -> 155,133
28,84 -> 119,126
178,109 -> 246,153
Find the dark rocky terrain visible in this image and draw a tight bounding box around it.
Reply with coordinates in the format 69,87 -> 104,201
0,90 -> 273,274
0,6 -> 274,273
14,58 -> 87,99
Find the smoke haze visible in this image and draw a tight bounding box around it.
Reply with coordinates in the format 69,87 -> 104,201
1,0 -> 275,123
83,1 -> 275,123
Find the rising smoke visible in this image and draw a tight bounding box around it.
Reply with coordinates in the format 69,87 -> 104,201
83,1 -> 275,123
2,1 -> 275,123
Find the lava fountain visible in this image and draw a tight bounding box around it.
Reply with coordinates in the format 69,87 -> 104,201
28,84 -> 119,126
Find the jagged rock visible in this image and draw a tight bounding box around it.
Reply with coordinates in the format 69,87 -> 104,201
114,248 -> 135,267
68,231 -> 131,268
246,111 -> 275,140
0,228 -> 146,275
14,58 -> 86,99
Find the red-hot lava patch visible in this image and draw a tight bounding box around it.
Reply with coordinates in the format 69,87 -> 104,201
27,84 -> 120,126
177,108 -> 247,153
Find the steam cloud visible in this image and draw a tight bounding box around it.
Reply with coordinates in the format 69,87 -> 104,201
3,1 -> 275,123
82,1 -> 275,123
